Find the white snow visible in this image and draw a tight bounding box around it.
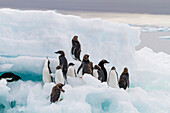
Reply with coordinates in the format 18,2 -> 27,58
0,9 -> 170,113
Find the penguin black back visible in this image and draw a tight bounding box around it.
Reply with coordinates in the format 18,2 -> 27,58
118,67 -> 129,90
93,65 -> 105,82
0,72 -> 21,82
47,58 -> 52,74
98,59 -> 109,82
55,50 -> 68,78
71,36 -> 81,61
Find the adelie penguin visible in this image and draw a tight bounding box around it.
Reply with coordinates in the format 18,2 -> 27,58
77,54 -> 92,76
0,72 -> 21,82
93,65 -> 105,82
55,50 -> 68,83
71,36 -> 81,61
98,59 -> 109,82
118,67 -> 129,90
50,83 -> 65,103
54,65 -> 65,84
42,57 -> 52,83
67,63 -> 76,77
107,66 -> 119,88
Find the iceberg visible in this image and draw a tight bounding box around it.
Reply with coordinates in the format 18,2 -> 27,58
0,9 -> 170,113
0,8 -> 140,80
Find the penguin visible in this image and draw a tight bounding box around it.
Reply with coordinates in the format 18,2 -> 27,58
93,65 -> 105,82
50,83 -> 65,103
71,36 -> 81,61
67,63 -> 76,77
98,59 -> 109,82
55,50 -> 68,83
42,57 -> 52,83
0,72 -> 21,82
54,65 -> 65,84
77,54 -> 92,76
107,66 -> 119,88
118,67 -> 129,90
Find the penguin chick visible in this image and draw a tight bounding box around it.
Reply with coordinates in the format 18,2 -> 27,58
50,83 -> 65,103
118,67 -> 129,90
77,54 -> 92,76
71,36 -> 81,61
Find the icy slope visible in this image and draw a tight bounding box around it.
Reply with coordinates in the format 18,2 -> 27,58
0,9 -> 140,80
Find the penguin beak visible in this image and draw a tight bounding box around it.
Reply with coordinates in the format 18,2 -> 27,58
105,61 -> 109,64
55,51 -> 59,54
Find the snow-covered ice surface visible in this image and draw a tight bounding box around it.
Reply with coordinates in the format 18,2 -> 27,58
0,9 -> 170,113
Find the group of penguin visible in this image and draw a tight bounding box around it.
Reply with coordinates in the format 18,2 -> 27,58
42,35 -> 130,103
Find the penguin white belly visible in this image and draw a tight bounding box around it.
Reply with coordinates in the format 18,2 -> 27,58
108,71 -> 118,88
93,70 -> 99,79
42,68 -> 52,83
67,67 -> 75,77
54,70 -> 64,84
56,55 -> 60,66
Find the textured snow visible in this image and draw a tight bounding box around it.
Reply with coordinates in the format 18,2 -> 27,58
0,9 -> 170,113
0,8 -> 140,74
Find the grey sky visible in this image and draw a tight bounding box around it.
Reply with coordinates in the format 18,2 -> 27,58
0,0 -> 170,15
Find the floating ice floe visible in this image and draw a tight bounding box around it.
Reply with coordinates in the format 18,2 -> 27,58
0,9 -> 170,113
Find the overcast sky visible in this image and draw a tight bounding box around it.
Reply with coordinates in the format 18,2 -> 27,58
0,0 -> 170,15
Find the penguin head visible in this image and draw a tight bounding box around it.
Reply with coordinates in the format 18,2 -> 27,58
45,57 -> 50,66
111,66 -> 116,70
52,83 -> 65,92
122,67 -> 128,74
56,83 -> 65,92
83,54 -> 89,61
56,83 -> 65,88
94,65 -> 101,70
68,63 -> 75,67
55,50 -> 65,56
99,59 -> 109,65
56,65 -> 62,70
73,36 -> 78,41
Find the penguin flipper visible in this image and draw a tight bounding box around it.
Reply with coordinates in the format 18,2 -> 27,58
74,69 -> 77,77
71,46 -> 74,55
77,64 -> 82,74
76,50 -> 81,61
